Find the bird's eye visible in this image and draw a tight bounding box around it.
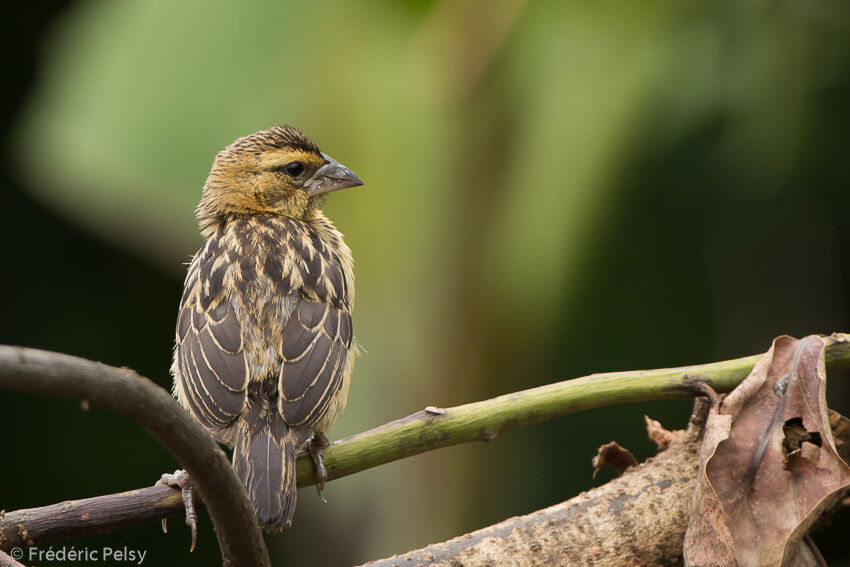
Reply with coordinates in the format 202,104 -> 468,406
284,162 -> 304,177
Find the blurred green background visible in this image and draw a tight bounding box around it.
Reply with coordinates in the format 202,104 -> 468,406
2,0 -> 849,565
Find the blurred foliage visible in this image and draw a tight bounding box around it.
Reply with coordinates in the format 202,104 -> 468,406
3,0 -> 850,565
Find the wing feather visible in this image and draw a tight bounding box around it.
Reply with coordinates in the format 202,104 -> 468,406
175,255 -> 248,434
281,302 -> 327,361
278,297 -> 350,428
207,301 -> 242,354
179,336 -> 232,429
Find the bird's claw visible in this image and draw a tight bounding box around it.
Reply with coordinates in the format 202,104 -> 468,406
308,432 -> 330,502
156,469 -> 198,552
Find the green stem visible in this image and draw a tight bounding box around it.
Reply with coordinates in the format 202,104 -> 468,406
298,333 -> 850,485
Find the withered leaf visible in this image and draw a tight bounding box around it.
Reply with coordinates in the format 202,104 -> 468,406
828,409 -> 850,464
645,415 -> 685,451
684,335 -> 850,567
592,441 -> 637,478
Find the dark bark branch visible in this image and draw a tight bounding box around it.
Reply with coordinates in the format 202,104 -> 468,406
0,486 -> 189,547
1,335 -> 849,555
361,416 -> 705,567
0,346 -> 269,567
0,550 -> 25,567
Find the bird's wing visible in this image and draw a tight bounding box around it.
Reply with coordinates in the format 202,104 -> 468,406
175,258 -> 249,433
278,296 -> 352,428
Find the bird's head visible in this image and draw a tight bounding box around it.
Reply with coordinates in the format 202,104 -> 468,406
196,125 -> 362,234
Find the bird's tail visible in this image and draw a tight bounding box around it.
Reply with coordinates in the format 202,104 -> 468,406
232,410 -> 297,530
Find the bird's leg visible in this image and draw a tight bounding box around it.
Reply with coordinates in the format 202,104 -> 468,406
308,432 -> 330,502
156,469 -> 198,552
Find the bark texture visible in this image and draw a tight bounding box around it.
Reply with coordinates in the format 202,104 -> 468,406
363,433 -> 701,567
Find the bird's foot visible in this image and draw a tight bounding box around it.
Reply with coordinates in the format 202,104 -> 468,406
307,432 -> 330,502
156,469 -> 198,551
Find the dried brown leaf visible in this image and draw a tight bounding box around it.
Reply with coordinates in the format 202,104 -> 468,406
591,441 -> 637,478
684,335 -> 850,567
645,415 -> 686,450
828,409 -> 850,464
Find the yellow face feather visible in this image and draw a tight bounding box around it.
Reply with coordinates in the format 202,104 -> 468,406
258,148 -> 325,172
195,127 -> 328,235
194,125 -> 362,238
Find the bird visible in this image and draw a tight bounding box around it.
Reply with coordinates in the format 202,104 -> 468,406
168,125 -> 362,533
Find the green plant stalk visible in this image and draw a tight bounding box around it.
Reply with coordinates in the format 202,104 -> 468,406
297,333 -> 850,485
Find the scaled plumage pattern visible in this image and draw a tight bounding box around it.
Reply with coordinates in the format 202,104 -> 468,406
172,125 -> 362,530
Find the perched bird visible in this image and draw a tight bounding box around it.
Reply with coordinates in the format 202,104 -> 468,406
170,125 -> 362,531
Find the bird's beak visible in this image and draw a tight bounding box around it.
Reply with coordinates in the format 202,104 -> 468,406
305,153 -> 364,198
